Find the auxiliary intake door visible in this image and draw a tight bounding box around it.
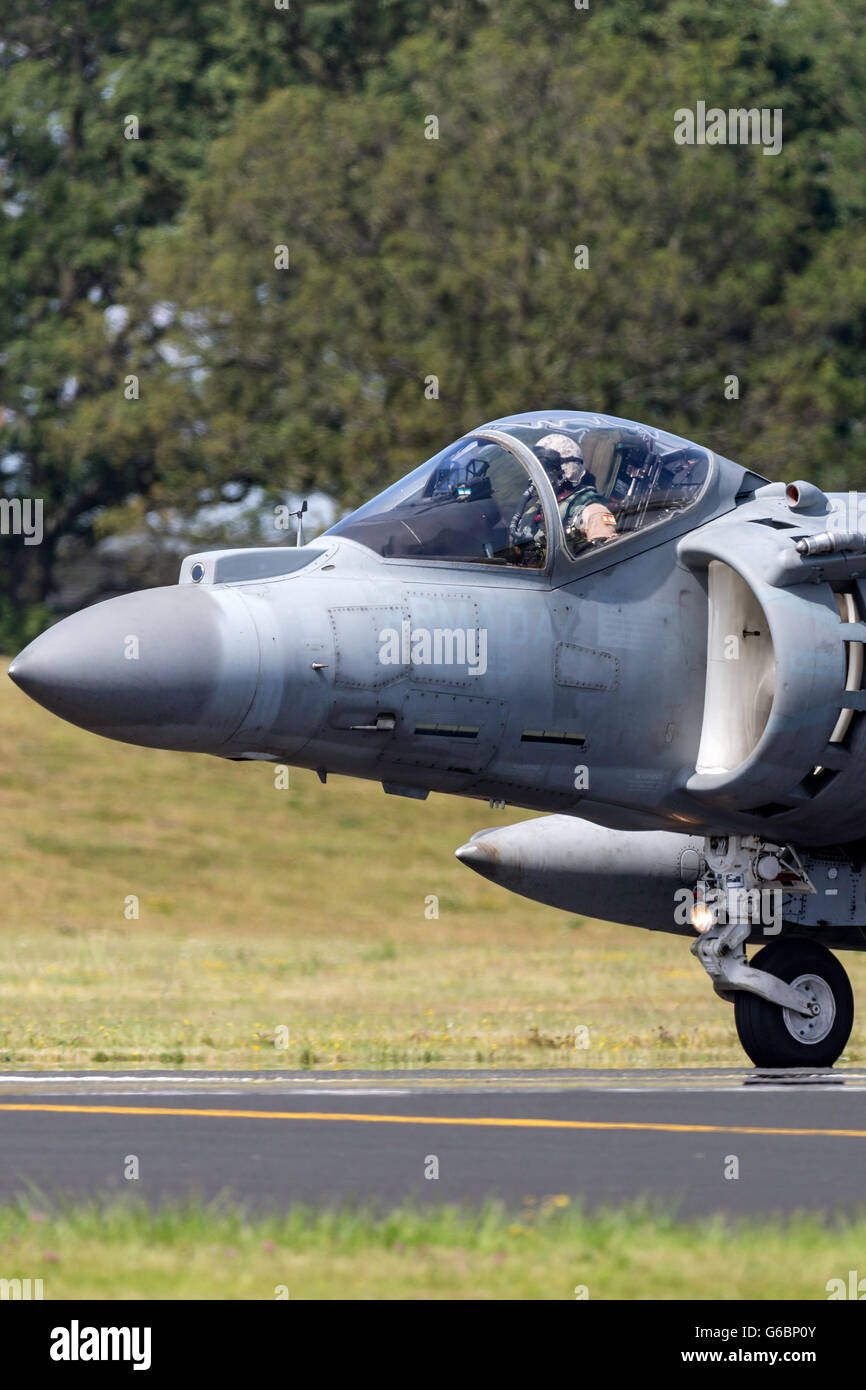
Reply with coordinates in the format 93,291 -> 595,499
696,561 -> 775,775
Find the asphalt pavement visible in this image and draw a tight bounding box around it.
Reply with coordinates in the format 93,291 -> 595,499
0,1068 -> 864,1214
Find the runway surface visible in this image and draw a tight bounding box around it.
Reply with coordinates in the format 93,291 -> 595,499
1,1068 -> 865,1215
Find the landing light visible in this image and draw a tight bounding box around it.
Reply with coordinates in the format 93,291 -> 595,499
692,902 -> 715,933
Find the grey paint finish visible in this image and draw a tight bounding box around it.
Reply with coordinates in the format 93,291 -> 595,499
8,584 -> 260,752
8,409 -> 866,951
456,815 -> 705,937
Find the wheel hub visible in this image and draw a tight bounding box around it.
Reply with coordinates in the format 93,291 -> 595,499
782,973 -> 836,1044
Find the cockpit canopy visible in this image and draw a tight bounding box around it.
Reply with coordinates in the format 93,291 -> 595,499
326,412 -> 712,567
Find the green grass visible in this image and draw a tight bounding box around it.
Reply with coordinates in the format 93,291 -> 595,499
0,1196 -> 862,1299
3,676 -> 865,1302
1,668 -> 865,1070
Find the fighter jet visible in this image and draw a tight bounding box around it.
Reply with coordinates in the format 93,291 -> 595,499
9,410 -> 866,1068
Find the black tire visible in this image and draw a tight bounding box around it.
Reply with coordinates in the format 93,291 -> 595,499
733,939 -> 854,1069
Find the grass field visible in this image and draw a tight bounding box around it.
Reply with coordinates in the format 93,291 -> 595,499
2,670 -> 866,1071
0,1197 -> 862,1299
3,672 -> 866,1303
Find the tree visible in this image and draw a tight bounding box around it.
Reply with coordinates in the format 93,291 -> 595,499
137,0 -> 866,515
4,0 -> 866,649
0,0 -> 476,638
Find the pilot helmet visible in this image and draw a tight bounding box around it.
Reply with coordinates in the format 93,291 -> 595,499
535,432 -> 585,486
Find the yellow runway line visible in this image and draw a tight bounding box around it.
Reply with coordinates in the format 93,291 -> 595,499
0,1102 -> 865,1140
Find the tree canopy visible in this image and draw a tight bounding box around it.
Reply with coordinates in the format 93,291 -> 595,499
2,0 -> 866,637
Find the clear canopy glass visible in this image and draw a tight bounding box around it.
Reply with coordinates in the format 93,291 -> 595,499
502,416 -> 710,557
326,437 -> 547,568
326,412 -> 711,565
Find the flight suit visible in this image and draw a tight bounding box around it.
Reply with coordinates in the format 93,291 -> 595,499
560,485 -> 617,546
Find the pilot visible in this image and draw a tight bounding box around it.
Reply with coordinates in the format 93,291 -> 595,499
534,433 -> 617,547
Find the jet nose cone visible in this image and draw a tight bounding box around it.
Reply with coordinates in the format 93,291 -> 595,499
6,656 -> 26,689
8,585 -> 260,752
